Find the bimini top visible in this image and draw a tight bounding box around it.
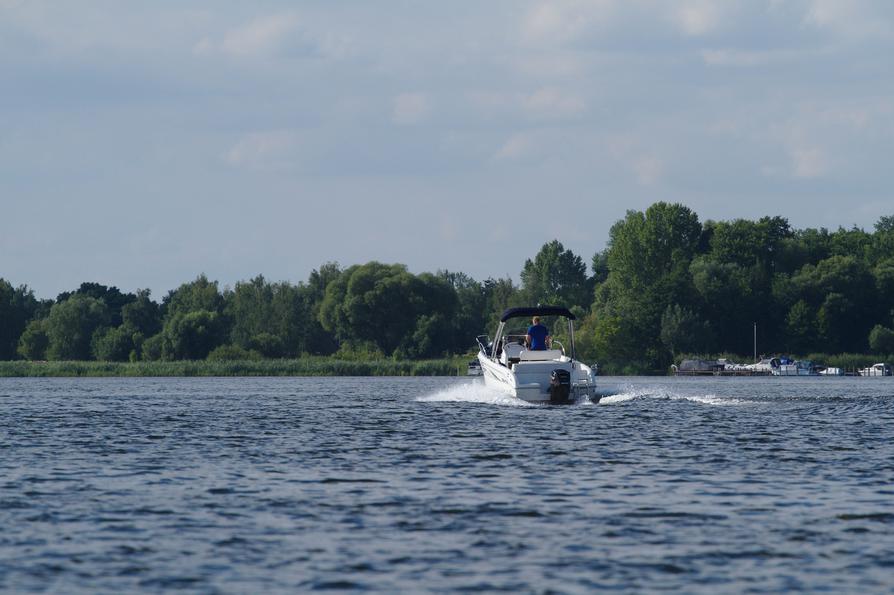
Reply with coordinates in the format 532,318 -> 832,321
500,306 -> 576,322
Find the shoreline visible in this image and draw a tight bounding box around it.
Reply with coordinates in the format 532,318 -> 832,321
0,358 -> 470,378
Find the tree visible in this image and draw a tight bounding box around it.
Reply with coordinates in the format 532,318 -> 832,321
319,262 -> 457,356
787,256 -> 875,352
520,240 -> 589,308
0,279 -> 38,360
17,319 -> 49,360
868,325 -> 894,354
593,202 -> 702,367
591,250 -> 609,285
160,310 -> 226,360
122,289 -> 161,337
45,295 -> 109,360
660,304 -> 713,357
440,271 -> 488,353
482,277 -> 520,324
784,300 -> 818,355
56,282 -> 136,326
226,275 -> 332,357
708,216 -> 792,270
162,274 -> 224,318
92,326 -> 137,362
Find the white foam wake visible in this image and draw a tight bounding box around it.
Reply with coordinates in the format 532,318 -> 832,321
597,385 -> 754,406
416,380 -> 536,407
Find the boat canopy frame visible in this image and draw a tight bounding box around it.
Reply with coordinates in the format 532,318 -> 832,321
489,305 -> 578,364
499,306 -> 576,322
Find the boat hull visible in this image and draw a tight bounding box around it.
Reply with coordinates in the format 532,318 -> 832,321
478,352 -> 601,404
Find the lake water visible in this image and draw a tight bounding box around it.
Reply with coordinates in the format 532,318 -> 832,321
1,376 -> 893,593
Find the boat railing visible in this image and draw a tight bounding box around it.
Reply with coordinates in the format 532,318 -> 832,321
476,335 -> 491,356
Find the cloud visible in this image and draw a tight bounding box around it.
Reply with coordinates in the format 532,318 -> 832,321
790,145 -> 827,179
392,93 -> 430,125
224,130 -> 296,170
520,0 -> 617,45
670,1 -> 722,36
701,49 -> 772,67
195,13 -> 301,58
495,133 -> 535,160
522,87 -> 585,118
633,155 -> 664,185
804,0 -> 894,38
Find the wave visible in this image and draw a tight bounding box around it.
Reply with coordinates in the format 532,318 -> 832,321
418,381 -> 755,407
416,381 -> 536,407
598,385 -> 755,406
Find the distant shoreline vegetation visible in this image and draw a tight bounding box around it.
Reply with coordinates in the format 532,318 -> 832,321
0,358 -> 468,378
2,202 -> 894,376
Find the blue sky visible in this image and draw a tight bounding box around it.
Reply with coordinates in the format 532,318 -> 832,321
1,1 -> 893,299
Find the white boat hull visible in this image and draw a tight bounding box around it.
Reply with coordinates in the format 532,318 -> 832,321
478,352 -> 601,404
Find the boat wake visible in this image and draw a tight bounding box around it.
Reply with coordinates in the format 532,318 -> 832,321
416,381 -> 535,407
418,382 -> 754,407
599,385 -> 755,406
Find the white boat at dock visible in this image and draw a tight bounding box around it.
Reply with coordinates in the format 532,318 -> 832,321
859,363 -> 892,376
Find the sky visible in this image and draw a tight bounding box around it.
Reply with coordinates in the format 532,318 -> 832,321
1,0 -> 893,300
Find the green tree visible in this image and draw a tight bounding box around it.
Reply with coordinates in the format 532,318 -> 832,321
91,326 -> 137,362
46,294 -> 109,360
141,333 -> 164,361
0,279 -> 38,360
868,324 -> 894,354
56,282 -> 136,326
319,262 -> 457,356
160,310 -> 225,360
482,277 -> 520,324
660,304 -> 713,357
784,300 -> 817,355
520,240 -> 589,308
17,319 -> 49,360
122,289 -> 161,337
786,256 -> 875,352
162,274 -> 224,318
440,271 -> 488,353
593,202 -> 702,368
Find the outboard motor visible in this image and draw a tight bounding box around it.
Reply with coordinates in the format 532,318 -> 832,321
549,369 -> 572,405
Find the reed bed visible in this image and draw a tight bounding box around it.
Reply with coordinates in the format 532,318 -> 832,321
0,357 -> 469,378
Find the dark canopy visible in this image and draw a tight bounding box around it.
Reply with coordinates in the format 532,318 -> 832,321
500,306 -> 576,322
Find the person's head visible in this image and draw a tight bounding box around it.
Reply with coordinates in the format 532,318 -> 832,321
532,316 -> 540,325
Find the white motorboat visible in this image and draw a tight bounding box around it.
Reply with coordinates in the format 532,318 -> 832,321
476,306 -> 602,404
859,363 -> 892,376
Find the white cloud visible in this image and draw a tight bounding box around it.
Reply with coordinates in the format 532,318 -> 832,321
392,93 -> 430,125
671,1 -> 722,36
225,130 -> 296,170
520,0 -> 617,45
633,155 -> 664,185
195,13 -> 300,57
522,87 -> 585,118
790,145 -> 827,179
804,0 -> 894,38
495,133 -> 535,160
701,49 -> 772,67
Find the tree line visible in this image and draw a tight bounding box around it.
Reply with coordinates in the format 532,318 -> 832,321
2,202 -> 894,370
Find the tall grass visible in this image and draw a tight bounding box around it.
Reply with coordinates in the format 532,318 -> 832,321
0,357 -> 470,378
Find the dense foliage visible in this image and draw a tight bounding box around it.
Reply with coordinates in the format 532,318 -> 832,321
2,203 -> 893,372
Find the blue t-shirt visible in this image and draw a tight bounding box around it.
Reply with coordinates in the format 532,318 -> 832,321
527,324 -> 549,350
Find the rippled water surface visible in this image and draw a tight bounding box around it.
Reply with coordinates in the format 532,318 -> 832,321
2,376 -> 894,593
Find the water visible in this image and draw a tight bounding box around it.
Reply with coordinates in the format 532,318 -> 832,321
1,376 -> 893,593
